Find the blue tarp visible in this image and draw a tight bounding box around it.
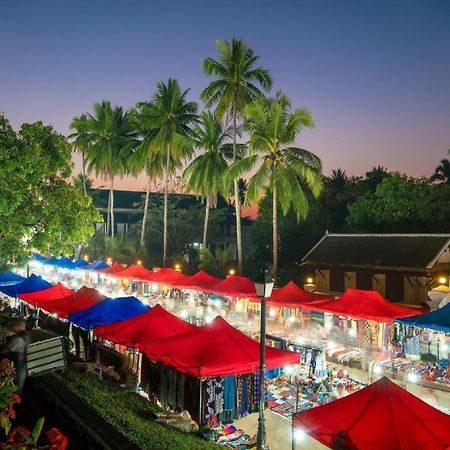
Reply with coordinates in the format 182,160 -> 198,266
86,260 -> 109,271
0,272 -> 25,286
396,303 -> 450,333
72,259 -> 90,269
0,274 -> 52,298
69,296 -> 150,329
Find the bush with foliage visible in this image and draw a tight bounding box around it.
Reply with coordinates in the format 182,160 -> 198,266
0,359 -> 68,450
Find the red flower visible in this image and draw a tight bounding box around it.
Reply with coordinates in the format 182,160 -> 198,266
10,393 -> 21,405
46,427 -> 69,450
7,426 -> 31,447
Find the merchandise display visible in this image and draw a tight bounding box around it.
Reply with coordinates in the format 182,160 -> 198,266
267,368 -> 366,418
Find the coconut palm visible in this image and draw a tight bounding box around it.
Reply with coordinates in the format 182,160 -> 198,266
431,156 -> 450,184
134,79 -> 197,266
201,38 -> 272,274
228,92 -> 323,279
83,101 -> 136,237
183,112 -> 237,247
69,114 -> 91,195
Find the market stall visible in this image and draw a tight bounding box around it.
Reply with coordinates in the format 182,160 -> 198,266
69,295 -> 150,329
95,304 -> 197,348
20,283 -> 73,305
293,376 -> 450,450
0,271 -> 25,286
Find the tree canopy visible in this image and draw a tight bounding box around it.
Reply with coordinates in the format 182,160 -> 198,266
0,115 -> 101,270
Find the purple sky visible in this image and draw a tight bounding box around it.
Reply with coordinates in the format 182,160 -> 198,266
1,0 -> 450,191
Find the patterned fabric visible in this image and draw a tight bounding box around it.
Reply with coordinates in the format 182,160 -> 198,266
206,378 -> 224,419
357,320 -> 366,346
253,373 -> 260,405
364,321 -> 371,344
240,375 -> 249,416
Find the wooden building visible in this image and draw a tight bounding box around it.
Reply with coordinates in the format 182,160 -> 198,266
301,234 -> 450,305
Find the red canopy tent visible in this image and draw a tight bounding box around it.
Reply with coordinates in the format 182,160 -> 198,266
266,281 -> 332,308
302,288 -> 422,323
173,270 -> 221,291
141,316 -> 299,377
31,286 -> 107,318
96,262 -> 125,274
95,304 -> 197,348
293,377 -> 450,450
20,283 -> 73,305
145,268 -> 188,285
113,264 -> 155,281
203,275 -> 257,298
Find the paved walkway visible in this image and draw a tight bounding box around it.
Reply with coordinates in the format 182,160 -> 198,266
234,410 -> 327,450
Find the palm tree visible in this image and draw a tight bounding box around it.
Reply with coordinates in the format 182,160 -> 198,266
83,101 -> 136,237
199,246 -> 234,277
183,112 -> 234,247
69,114 -> 91,195
73,173 -> 94,193
201,38 -> 272,274
431,154 -> 450,184
229,92 -> 323,279
329,169 -> 348,190
134,79 -> 197,266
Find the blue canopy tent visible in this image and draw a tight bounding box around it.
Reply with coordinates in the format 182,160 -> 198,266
44,256 -> 59,266
86,260 -> 109,271
56,257 -> 75,269
69,296 -> 150,329
0,274 -> 52,298
72,259 -> 90,269
396,303 -> 450,333
0,272 -> 25,286
32,253 -> 48,263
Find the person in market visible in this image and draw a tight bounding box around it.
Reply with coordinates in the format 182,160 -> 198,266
0,318 -> 30,395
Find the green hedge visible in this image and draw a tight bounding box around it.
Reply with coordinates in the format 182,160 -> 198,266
57,368 -> 216,450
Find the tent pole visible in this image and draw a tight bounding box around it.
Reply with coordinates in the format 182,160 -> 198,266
198,377 -> 202,425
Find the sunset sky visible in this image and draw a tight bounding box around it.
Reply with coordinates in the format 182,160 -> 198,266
1,0 -> 450,193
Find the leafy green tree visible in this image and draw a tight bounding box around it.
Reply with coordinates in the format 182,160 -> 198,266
81,101 -> 136,237
347,173 -> 450,232
364,165 -> 390,191
201,38 -> 272,274
229,92 -> 322,279
183,112 -> 235,247
0,115 -> 101,269
134,79 -> 198,266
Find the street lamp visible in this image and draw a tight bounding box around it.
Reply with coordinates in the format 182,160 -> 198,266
255,269 -> 274,450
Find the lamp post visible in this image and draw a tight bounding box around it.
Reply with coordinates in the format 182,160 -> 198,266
255,269 -> 274,450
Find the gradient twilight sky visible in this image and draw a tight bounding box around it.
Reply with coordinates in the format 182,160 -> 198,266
1,0 -> 450,191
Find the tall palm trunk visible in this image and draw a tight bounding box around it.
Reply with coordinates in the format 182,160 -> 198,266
163,147 -> 170,267
203,197 -> 210,248
81,150 -> 87,195
140,180 -> 151,247
232,107 -> 243,274
110,174 -> 115,238
272,184 -> 278,282
106,186 -> 111,236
